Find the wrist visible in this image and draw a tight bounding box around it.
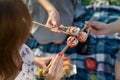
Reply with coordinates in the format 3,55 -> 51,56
47,8 -> 59,17
37,0 -> 58,15
106,23 -> 112,34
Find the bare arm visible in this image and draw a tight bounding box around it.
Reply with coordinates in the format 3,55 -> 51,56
115,59 -> 120,80
86,19 -> 120,35
108,19 -> 120,34
37,0 -> 60,27
37,0 -> 56,13
34,55 -> 63,80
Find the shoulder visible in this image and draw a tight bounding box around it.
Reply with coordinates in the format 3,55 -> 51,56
20,44 -> 33,55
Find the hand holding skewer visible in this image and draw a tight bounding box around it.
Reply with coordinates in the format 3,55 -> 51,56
32,21 -> 81,36
43,36 -> 78,75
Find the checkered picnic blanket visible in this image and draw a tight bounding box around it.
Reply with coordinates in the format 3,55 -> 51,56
26,31 -> 120,80
25,4 -> 120,80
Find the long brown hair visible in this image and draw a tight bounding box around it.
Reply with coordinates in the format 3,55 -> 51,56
0,0 -> 32,79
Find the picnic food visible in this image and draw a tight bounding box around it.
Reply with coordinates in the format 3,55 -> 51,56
67,36 -> 78,47
77,32 -> 88,43
33,16 -> 94,78
35,57 -> 73,78
66,27 -> 80,36
84,57 -> 97,70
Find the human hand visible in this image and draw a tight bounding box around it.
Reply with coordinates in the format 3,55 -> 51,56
46,10 -> 61,33
86,21 -> 110,35
34,57 -> 51,68
45,53 -> 64,80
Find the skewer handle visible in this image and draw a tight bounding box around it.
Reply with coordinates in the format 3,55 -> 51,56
60,45 -> 69,54
32,21 -> 46,27
81,16 -> 94,31
32,21 -> 52,29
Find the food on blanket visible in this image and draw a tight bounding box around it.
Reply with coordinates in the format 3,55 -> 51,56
35,57 -> 73,78
34,68 -> 45,78
63,60 -> 73,77
67,36 -> 78,47
89,73 -> 98,80
77,32 -> 88,42
84,57 -> 97,70
69,27 -> 80,36
63,56 -> 70,61
66,27 -> 80,36
63,65 -> 72,77
63,58 -> 72,68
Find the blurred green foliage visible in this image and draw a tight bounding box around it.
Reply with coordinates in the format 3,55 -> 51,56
81,0 -> 120,5
81,0 -> 94,4
109,0 -> 120,4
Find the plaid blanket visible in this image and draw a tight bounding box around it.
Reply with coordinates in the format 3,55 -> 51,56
25,4 -> 120,80
62,33 -> 120,80
26,29 -> 120,80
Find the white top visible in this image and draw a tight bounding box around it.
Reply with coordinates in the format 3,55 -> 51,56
15,44 -> 35,80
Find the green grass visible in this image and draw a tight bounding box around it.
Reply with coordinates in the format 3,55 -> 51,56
81,0 -> 120,5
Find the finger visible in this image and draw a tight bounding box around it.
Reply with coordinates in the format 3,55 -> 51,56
86,21 -> 100,29
50,17 -> 59,27
53,25 -> 64,33
91,29 -> 105,35
55,57 -> 63,79
46,18 -> 51,25
55,55 -> 63,71
45,54 -> 63,80
49,56 -> 59,73
51,20 -> 58,27
59,25 -> 64,29
48,54 -> 62,74
87,21 -> 97,26
42,63 -> 47,69
49,56 -> 63,79
46,19 -> 53,28
90,28 -> 99,35
54,54 -> 63,71
45,53 -> 62,72
50,27 -> 61,33
43,58 -> 52,74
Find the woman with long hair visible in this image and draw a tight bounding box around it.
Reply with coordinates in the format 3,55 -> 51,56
0,0 -> 63,80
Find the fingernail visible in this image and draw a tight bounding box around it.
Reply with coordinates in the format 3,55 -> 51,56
57,53 -> 62,56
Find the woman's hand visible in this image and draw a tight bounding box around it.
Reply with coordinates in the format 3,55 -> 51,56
46,9 -> 61,33
34,57 -> 51,68
86,21 -> 110,35
46,9 -> 60,27
45,53 -> 64,80
37,0 -> 61,33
